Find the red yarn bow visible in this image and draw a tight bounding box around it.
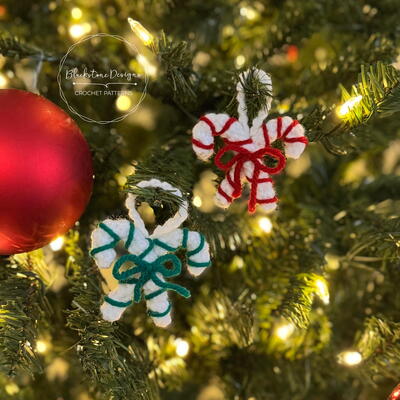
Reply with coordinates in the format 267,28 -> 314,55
214,139 -> 286,213
193,114 -> 308,213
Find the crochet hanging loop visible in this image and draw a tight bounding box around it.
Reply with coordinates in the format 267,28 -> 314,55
112,252 -> 191,303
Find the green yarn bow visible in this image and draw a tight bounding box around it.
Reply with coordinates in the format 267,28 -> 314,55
112,252 -> 191,303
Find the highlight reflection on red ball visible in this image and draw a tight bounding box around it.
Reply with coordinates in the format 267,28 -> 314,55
0,89 -> 93,254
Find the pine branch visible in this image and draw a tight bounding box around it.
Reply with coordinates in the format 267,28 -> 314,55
355,175 -> 400,203
155,32 -> 197,103
64,232 -> 159,400
0,259 -> 49,376
189,207 -> 251,258
0,33 -> 55,62
340,62 -> 400,125
278,273 -> 328,329
126,139 -> 196,194
146,335 -> 189,391
344,216 -> 400,268
357,317 -> 400,380
226,66 -> 273,123
303,62 -> 400,154
189,289 -> 255,349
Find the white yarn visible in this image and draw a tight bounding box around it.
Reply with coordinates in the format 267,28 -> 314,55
90,179 -> 211,328
192,68 -> 308,213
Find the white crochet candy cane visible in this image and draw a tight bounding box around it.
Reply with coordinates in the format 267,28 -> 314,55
90,179 -> 211,328
192,68 -> 308,213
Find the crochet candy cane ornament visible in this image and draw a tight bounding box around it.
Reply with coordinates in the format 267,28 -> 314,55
192,68 -> 308,213
90,179 -> 211,328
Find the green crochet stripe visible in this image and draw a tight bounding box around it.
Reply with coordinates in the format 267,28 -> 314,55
139,239 -> 155,259
187,259 -> 211,268
104,296 -> 133,308
99,222 -> 120,241
125,222 -> 135,249
148,303 -> 172,318
182,228 -> 189,249
90,222 -> 121,256
187,233 -> 205,256
153,239 -> 177,252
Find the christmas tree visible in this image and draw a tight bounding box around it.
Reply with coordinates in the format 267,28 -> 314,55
1,1 -> 400,399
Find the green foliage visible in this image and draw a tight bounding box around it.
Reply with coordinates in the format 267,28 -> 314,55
303,62 -> 400,155
340,62 -> 400,125
189,289 -> 255,350
227,66 -> 273,122
0,33 -> 52,61
357,317 -> 400,381
156,32 -> 197,104
0,259 -> 49,376
0,0 -> 400,399
279,273 -> 327,329
64,233 -> 159,400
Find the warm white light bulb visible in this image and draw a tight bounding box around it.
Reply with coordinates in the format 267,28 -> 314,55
0,73 -> 8,88
315,278 -> 330,304
174,338 -> 190,358
235,55 -> 246,68
337,95 -> 363,117
275,322 -> 295,340
5,383 -> 19,395
192,196 -> 202,208
258,217 -> 273,233
36,340 -> 48,353
240,6 -> 257,20
339,350 -> 362,366
69,24 -> 85,39
50,236 -> 64,251
115,95 -> 132,111
325,253 -> 340,270
128,18 -> 154,46
71,7 -> 82,20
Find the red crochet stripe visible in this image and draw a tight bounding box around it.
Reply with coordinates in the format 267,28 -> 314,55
248,168 -> 260,212
226,172 -> 237,190
285,136 -> 309,144
217,186 -> 233,203
281,120 -> 309,145
247,176 -> 272,184
277,116 -> 283,139
257,196 -> 278,204
263,118 -> 308,145
224,138 -> 252,146
282,119 -> 299,137
262,124 -> 270,146
192,138 -> 214,150
200,116 -> 237,137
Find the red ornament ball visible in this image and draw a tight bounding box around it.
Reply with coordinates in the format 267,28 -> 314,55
0,89 -> 93,254
388,384 -> 400,400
